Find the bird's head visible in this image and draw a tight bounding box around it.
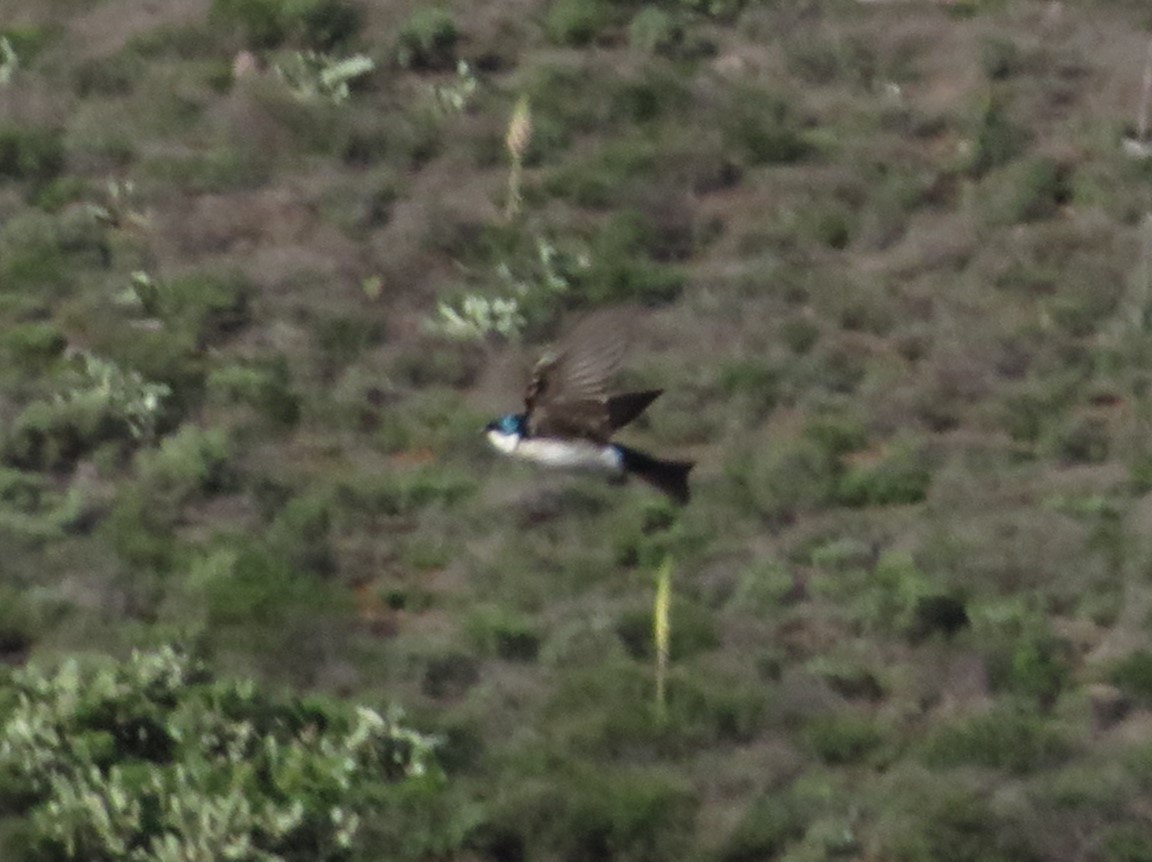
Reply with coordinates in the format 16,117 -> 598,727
485,413 -> 525,453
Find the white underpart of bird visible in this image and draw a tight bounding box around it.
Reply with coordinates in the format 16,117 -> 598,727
487,429 -> 623,473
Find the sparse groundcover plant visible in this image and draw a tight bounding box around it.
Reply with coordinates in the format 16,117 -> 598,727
0,646 -> 442,862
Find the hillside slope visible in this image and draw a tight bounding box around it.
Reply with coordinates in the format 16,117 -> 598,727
4,0 -> 1152,859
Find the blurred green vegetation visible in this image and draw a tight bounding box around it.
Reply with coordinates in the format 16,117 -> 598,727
1,0 -> 1152,859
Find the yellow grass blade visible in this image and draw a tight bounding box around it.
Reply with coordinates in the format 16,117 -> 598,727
654,554 -> 672,722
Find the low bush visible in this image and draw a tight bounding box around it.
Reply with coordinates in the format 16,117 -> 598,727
629,7 -> 683,55
0,126 -> 64,185
466,607 -> 542,661
920,704 -> 1072,774
718,788 -> 809,862
546,0 -> 617,47
211,0 -> 359,50
835,441 -> 932,507
0,322 -> 67,373
207,360 -> 301,427
396,7 -> 458,70
137,425 -> 234,502
1109,650 -> 1152,707
721,90 -> 811,166
803,713 -> 885,765
153,270 -> 253,346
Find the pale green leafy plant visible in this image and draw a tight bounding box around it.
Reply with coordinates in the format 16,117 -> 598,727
0,36 -> 18,86
426,236 -> 588,341
0,646 -> 441,861
58,350 -> 170,441
433,60 -> 478,114
85,179 -> 149,230
275,51 -> 375,102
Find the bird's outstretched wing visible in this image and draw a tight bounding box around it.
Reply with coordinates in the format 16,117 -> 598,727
524,308 -> 636,441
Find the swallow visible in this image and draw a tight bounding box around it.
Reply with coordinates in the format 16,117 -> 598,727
485,309 -> 692,503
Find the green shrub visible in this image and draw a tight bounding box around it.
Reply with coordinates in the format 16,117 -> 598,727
873,783 -> 1041,862
0,209 -> 108,293
967,94 -> 1026,176
0,466 -> 90,544
787,33 -> 879,88
153,270 -> 252,346
4,394 -> 126,471
0,585 -> 37,661
0,126 -> 64,185
396,7 -> 458,70
717,359 -> 782,422
1100,825 -> 1152,862
545,139 -> 658,208
139,147 -> 271,194
835,441 -> 931,507
137,425 -> 234,502
1043,414 -> 1110,465
579,211 -> 685,305
0,646 -> 441,862
728,436 -> 840,523
615,598 -> 718,661
679,0 -> 744,19
466,607 -> 541,661
629,7 -> 682,55
1109,651 -> 1152,707
981,609 -> 1071,707
980,157 -> 1067,225
529,766 -> 697,862
719,789 -> 808,862
721,91 -> 811,166
71,51 -> 145,96
415,648 -> 478,700
0,322 -> 66,372
266,491 -> 334,573
211,0 -> 359,49
546,0 -> 616,46
207,360 -> 301,426
803,713 -> 885,765
334,468 -> 476,517
981,36 -> 1021,80
920,704 -> 1072,774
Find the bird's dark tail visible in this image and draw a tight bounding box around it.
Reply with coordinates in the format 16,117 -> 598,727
616,445 -> 693,504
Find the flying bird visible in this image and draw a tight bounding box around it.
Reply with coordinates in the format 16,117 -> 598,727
485,309 -> 693,503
